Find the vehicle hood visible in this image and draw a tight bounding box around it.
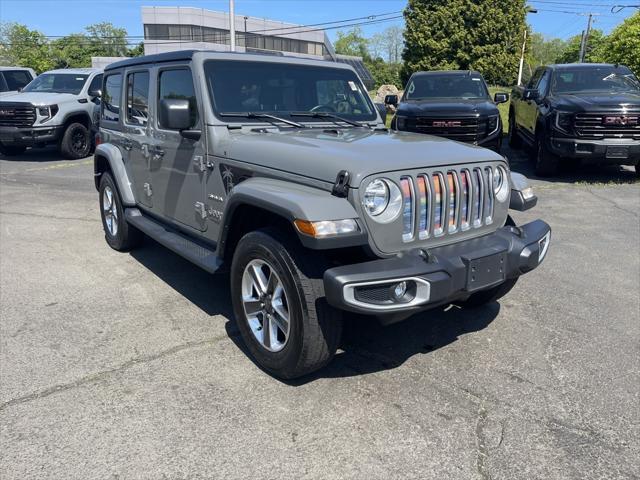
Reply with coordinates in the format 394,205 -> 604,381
0,91 -> 77,106
396,99 -> 498,117
549,92 -> 640,112
222,128 -> 503,186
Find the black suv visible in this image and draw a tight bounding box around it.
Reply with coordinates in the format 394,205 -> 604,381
509,63 -> 640,176
386,70 -> 508,152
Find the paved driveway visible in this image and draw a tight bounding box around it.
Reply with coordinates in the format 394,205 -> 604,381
1,146 -> 638,479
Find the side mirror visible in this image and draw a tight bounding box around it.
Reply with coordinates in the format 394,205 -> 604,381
89,88 -> 102,98
159,99 -> 192,131
375,102 -> 387,124
384,94 -> 398,106
494,92 -> 509,104
523,89 -> 539,101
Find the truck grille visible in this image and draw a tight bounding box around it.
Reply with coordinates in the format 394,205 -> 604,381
406,117 -> 480,143
574,112 -> 640,139
0,102 -> 36,127
399,167 -> 497,243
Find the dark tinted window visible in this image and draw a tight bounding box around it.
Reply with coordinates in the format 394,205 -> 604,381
551,67 -> 640,94
126,71 -> 150,126
404,74 -> 489,100
102,73 -> 122,122
88,74 -> 103,94
204,60 -> 375,120
2,70 -> 33,90
536,69 -> 551,96
527,69 -> 543,89
158,69 -> 198,129
0,74 -> 8,92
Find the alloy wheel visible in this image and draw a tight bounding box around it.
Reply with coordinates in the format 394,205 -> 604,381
241,259 -> 290,352
102,186 -> 118,237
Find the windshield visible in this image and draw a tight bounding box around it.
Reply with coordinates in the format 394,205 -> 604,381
204,60 -> 376,122
404,74 -> 489,100
551,68 -> 640,94
22,73 -> 89,94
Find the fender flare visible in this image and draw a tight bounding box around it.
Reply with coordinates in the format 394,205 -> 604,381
94,144 -> 136,206
219,177 -> 366,254
509,172 -> 537,211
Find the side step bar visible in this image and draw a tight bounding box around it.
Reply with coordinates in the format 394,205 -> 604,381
125,208 -> 223,274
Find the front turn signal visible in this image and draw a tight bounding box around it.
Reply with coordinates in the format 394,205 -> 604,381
294,219 -> 358,238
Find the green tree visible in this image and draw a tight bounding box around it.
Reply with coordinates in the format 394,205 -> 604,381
555,29 -> 607,64
52,22 -> 130,68
127,42 -> 145,57
334,27 -> 370,59
602,11 -> 640,76
0,23 -> 55,73
526,33 -> 567,71
402,0 -> 527,85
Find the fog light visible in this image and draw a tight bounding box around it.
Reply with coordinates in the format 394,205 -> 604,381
393,281 -> 407,300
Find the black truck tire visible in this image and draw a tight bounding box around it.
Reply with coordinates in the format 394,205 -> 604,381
533,134 -> 559,177
508,112 -> 522,149
231,228 -> 342,380
0,144 -> 27,156
99,172 -> 143,251
60,122 -> 92,159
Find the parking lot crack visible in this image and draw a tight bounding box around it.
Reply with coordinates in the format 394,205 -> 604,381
585,188 -> 639,218
475,402 -> 492,480
0,334 -> 234,412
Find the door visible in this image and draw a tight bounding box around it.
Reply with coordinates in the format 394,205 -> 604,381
149,66 -> 206,232
519,68 -> 542,135
525,68 -> 550,134
123,70 -> 152,208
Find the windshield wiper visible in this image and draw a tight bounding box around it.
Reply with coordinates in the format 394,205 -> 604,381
290,111 -> 371,129
219,112 -> 305,128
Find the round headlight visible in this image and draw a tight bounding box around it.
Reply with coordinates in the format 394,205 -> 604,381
362,178 -> 403,223
493,166 -> 510,203
363,179 -> 389,216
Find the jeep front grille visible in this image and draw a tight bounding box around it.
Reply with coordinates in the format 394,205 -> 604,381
399,167 -> 496,243
573,112 -> 640,139
0,102 -> 36,127
359,162 -> 508,255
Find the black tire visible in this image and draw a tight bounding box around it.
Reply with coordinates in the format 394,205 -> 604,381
507,112 -> 522,149
230,228 -> 342,379
0,144 -> 27,156
533,133 -> 559,177
99,172 -> 143,251
635,163 -> 640,177
60,122 -> 92,159
457,216 -> 518,308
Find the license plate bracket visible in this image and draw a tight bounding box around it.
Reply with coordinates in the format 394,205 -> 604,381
606,145 -> 629,159
462,250 -> 506,292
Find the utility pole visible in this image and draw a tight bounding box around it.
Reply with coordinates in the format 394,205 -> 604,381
229,0 -> 236,52
517,28 -> 527,86
578,13 -> 594,63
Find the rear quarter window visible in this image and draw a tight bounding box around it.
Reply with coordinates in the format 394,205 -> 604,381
102,73 -> 123,124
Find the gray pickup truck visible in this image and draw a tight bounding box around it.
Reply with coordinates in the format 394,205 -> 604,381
94,50 -> 551,379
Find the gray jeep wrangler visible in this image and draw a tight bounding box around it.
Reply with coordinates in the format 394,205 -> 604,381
94,50 -> 551,379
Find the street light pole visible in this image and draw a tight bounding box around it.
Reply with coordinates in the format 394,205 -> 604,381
229,0 -> 236,52
579,13 -> 593,62
517,6 -> 537,86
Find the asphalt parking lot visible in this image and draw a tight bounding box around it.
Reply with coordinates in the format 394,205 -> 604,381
1,145 -> 639,480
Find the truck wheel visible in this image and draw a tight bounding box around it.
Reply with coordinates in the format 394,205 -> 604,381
0,144 -> 27,156
508,113 -> 521,149
533,135 -> 559,177
99,172 -> 143,251
231,228 -> 342,379
60,123 -> 91,159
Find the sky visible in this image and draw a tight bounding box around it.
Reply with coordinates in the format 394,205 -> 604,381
0,0 -> 636,44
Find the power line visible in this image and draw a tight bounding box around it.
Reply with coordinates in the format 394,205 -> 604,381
246,10 -> 403,34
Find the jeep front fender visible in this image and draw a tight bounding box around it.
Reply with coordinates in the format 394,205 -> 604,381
94,144 -> 136,206
220,177 -> 367,251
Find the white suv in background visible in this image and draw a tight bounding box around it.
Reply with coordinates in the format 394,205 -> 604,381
0,68 -> 102,158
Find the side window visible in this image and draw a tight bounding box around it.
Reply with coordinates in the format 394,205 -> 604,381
4,70 -> 33,90
536,70 -> 551,97
158,68 -> 198,129
126,71 -> 150,126
102,73 -> 122,123
527,69 -> 543,90
88,74 -> 103,94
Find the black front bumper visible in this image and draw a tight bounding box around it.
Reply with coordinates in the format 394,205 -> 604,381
0,125 -> 64,147
548,136 -> 640,165
324,220 -> 551,318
